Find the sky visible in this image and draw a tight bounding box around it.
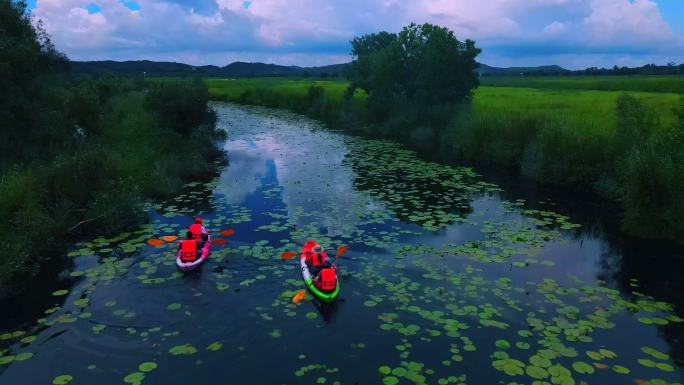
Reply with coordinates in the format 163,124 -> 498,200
25,0 -> 684,69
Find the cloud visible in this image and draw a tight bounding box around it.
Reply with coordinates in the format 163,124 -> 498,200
29,0 -> 684,68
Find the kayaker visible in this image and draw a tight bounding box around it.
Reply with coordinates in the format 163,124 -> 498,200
178,231 -> 202,262
306,244 -> 328,276
189,217 -> 209,242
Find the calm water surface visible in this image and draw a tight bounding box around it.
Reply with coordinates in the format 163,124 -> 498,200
1,103 -> 682,385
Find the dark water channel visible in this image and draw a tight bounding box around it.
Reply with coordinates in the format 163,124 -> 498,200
1,103 -> 682,385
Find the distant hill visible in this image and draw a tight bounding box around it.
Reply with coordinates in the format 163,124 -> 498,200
69,60 -> 350,78
72,60 -> 682,79
70,60 -> 574,78
477,64 -> 569,76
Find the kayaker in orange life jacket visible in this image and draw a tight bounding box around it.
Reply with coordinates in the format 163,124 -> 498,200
189,217 -> 208,242
177,231 -> 203,262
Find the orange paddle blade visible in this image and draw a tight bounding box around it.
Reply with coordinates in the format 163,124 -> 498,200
219,229 -> 235,236
161,236 -> 178,242
335,245 -> 349,258
292,290 -> 306,303
281,251 -> 297,260
212,239 -> 227,245
147,239 -> 165,246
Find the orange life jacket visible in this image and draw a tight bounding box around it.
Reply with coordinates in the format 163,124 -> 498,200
180,240 -> 198,262
319,268 -> 336,290
189,223 -> 203,239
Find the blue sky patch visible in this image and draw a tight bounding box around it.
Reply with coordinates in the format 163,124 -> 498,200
85,2 -> 102,14
121,1 -> 141,11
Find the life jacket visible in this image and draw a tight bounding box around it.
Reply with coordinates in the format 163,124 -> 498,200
189,223 -> 203,239
308,252 -> 326,266
319,268 -> 336,291
180,240 -> 198,262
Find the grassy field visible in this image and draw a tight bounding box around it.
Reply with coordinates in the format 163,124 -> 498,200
205,78 -> 360,102
201,77 -> 681,130
480,75 -> 684,93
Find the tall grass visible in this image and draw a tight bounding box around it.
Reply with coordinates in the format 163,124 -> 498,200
480,75 -> 684,94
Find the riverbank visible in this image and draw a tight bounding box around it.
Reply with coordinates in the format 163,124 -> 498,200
201,77 -> 684,242
0,77 -> 226,300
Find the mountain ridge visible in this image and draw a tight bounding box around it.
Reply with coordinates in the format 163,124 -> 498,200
69,60 -> 569,78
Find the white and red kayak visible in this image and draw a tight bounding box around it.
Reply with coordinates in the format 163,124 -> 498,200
176,235 -> 211,272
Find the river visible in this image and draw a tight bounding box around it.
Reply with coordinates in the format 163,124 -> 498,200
1,103 -> 682,385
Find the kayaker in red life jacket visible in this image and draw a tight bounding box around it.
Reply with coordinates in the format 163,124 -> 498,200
189,217 -> 208,242
306,244 -> 329,276
177,231 -> 203,262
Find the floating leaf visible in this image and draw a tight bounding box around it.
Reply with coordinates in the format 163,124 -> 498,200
382,376 -> 399,385
572,361 -> 594,374
166,303 -> 182,311
637,359 -> 656,367
14,352 -> 33,361
654,362 -> 673,372
168,344 -> 197,355
207,342 -> 223,351
612,365 -> 630,374
52,290 -> 69,297
123,372 -> 145,384
138,362 -> 157,372
599,349 -> 617,359
526,365 -> 549,379
20,336 -> 37,344
640,347 -> 669,360
306,312 -> 318,320
52,375 -> 73,385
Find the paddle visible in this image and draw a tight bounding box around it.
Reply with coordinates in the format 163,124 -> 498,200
292,289 -> 306,303
281,245 -> 349,261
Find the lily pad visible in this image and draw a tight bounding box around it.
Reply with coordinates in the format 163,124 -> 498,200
52,375 -> 73,385
138,362 -> 157,372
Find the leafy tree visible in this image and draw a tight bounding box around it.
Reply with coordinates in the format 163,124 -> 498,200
346,23 -> 480,131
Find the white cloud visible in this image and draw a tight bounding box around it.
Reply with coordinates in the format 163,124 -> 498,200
29,0 -> 683,67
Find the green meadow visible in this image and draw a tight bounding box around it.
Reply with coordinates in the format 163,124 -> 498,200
480,75 -> 684,94
203,77 -> 681,132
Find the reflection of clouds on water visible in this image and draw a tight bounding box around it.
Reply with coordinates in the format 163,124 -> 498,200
215,104 -> 377,236
216,139 -> 269,204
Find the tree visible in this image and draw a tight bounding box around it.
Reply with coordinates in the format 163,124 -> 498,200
346,23 -> 481,128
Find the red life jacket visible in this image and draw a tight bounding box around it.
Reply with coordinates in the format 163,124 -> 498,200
308,252 -> 326,266
319,268 -> 336,290
189,223 -> 203,239
180,240 -> 198,262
